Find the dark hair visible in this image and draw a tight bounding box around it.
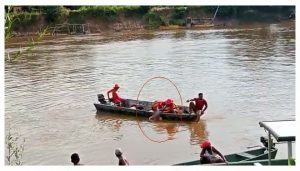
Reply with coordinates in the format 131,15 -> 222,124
71,153 -> 80,165
199,93 -> 203,96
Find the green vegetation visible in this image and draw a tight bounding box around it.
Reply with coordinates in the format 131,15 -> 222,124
143,12 -> 164,29
5,6 -> 15,40
69,6 -> 150,24
42,6 -> 69,23
12,12 -> 40,31
6,130 -> 25,165
5,6 -> 295,33
5,6 -> 49,62
169,7 -> 188,26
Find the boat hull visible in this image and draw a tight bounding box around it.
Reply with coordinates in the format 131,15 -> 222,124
174,147 -> 278,165
94,99 -> 197,121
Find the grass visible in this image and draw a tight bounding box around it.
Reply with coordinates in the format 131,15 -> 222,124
5,6 -> 49,62
6,130 -> 25,165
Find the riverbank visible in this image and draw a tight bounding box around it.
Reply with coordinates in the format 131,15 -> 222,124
5,19 -> 295,49
5,6 -> 295,37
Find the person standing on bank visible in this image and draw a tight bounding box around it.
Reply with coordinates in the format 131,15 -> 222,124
186,93 -> 208,121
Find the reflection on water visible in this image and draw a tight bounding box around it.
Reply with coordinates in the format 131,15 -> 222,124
94,112 -> 208,144
5,22 -> 295,165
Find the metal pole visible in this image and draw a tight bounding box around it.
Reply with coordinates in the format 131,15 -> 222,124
287,141 -> 292,165
212,6 -> 220,22
268,132 -> 272,165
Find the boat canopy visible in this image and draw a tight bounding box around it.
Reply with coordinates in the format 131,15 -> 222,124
259,120 -> 296,142
259,120 -> 295,165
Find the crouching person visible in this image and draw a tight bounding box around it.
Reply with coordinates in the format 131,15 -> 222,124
200,140 -> 227,164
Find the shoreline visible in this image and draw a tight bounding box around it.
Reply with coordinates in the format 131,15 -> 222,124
9,18 -> 294,36
5,19 -> 295,47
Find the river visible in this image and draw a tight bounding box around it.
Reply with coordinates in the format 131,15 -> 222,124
5,22 -> 295,165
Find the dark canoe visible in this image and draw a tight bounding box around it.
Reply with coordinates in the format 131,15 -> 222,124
94,99 -> 198,121
174,147 -> 278,165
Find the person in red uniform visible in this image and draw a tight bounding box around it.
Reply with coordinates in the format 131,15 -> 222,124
151,100 -> 166,111
163,99 -> 176,113
149,100 -> 166,121
187,93 -> 208,120
149,99 -> 179,121
107,84 -> 125,106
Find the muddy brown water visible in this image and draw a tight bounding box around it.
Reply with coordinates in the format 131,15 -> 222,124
5,22 -> 295,165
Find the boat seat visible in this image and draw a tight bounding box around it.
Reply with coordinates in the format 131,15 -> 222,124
237,152 -> 257,159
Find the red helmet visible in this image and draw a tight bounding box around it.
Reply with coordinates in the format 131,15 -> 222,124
200,140 -> 211,149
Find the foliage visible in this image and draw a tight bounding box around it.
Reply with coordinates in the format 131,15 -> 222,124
143,12 -> 164,29
6,6 -> 296,31
5,6 -> 15,40
5,6 -> 49,62
288,158 -> 295,166
121,6 -> 151,17
172,7 -> 188,19
42,6 -> 69,23
6,130 -> 25,165
76,6 -> 119,21
68,10 -> 86,24
12,12 -> 40,31
217,6 -> 240,18
201,6 -> 217,14
169,19 -> 186,26
68,6 -> 150,23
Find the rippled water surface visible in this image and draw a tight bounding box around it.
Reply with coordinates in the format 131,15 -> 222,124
5,22 -> 295,165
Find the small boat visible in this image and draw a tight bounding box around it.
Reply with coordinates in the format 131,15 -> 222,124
94,98 -> 198,122
174,146 -> 278,165
226,159 -> 294,166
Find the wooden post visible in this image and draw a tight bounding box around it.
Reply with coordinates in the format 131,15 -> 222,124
186,17 -> 192,28
68,24 -> 70,35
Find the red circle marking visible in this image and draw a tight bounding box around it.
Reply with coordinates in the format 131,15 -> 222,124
135,76 -> 183,143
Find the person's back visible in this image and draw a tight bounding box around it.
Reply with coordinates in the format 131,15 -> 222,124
199,140 -> 227,164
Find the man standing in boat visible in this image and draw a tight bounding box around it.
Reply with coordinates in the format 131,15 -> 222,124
107,84 -> 125,106
187,93 -> 208,120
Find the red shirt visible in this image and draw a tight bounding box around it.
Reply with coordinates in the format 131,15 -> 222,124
112,91 -> 123,103
107,88 -> 124,103
152,101 -> 165,110
194,98 -> 207,110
